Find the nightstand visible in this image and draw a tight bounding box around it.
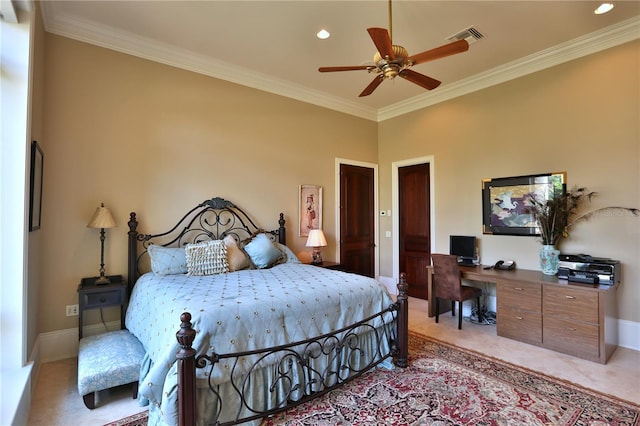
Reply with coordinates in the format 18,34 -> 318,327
77,275 -> 127,339
307,261 -> 345,271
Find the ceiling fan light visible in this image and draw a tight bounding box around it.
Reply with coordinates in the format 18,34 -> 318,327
594,3 -> 614,14
381,64 -> 399,79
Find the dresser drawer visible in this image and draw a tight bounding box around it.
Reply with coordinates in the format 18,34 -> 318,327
544,286 -> 598,324
497,281 -> 541,312
543,316 -> 599,358
497,305 -> 542,345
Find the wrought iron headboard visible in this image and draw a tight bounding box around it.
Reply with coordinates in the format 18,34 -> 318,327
127,197 -> 286,294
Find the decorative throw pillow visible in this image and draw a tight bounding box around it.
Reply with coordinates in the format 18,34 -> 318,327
223,235 -> 250,271
147,245 -> 187,275
185,240 -> 229,276
277,243 -> 301,263
242,233 -> 285,269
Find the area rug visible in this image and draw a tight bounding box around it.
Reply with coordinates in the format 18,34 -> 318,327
105,332 -> 639,426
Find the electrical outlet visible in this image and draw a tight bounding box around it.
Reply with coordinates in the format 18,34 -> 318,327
66,304 -> 79,316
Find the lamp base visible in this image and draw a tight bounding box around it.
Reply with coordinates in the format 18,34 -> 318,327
95,275 -> 111,285
311,248 -> 323,265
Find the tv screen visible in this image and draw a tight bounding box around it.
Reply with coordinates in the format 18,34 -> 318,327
450,235 -> 477,265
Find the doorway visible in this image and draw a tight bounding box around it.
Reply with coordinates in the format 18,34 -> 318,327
337,161 -> 378,278
393,157 -> 434,299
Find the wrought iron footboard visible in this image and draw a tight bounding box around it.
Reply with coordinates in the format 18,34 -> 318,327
175,273 -> 409,426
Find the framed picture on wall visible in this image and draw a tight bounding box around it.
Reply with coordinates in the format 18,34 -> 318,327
299,184 -> 322,237
482,172 -> 565,237
29,140 -> 44,232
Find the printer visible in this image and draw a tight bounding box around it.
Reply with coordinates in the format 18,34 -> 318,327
557,254 -> 620,285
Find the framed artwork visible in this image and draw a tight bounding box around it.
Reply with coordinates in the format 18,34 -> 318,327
29,140 -> 44,231
299,184 -> 322,237
482,172 -> 565,237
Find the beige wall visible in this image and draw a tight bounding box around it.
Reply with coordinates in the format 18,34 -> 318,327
35,31 -> 638,338
38,34 -> 377,334
378,40 -> 640,322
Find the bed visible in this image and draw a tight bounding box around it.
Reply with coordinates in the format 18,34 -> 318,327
125,197 -> 409,426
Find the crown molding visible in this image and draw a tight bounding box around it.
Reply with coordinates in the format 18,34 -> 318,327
41,3 -> 638,123
40,3 -> 378,121
377,17 -> 640,122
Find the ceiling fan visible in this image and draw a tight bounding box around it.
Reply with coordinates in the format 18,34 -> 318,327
318,0 -> 470,97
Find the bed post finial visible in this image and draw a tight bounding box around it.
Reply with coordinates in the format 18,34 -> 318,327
127,212 -> 139,297
278,212 -> 286,245
396,272 -> 409,368
176,312 -> 197,426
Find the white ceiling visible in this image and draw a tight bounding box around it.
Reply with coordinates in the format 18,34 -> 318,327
40,1 -> 640,121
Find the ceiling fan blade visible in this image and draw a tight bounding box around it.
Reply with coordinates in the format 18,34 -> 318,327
408,39 -> 469,66
367,27 -> 395,60
399,69 -> 441,90
319,66 -> 374,72
359,75 -> 384,97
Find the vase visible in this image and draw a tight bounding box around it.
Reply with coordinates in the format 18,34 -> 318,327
539,245 -> 560,275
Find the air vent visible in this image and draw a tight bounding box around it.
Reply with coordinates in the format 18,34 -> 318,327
448,26 -> 484,45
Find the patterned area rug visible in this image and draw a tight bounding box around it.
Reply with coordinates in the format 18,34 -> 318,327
103,410 -> 148,426
106,332 -> 639,426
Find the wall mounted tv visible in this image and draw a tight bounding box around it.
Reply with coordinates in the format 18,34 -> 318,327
450,235 -> 477,265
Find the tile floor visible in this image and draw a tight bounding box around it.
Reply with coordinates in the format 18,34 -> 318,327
28,297 -> 640,425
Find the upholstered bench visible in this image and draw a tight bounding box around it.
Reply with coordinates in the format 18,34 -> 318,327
78,329 -> 145,409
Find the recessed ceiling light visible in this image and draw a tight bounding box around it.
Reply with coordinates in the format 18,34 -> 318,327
317,29 -> 330,40
594,3 -> 615,14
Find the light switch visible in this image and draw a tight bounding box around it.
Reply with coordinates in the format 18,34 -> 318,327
385,231 -> 391,238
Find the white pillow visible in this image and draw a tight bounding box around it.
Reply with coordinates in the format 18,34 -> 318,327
185,240 -> 229,275
223,235 -> 250,271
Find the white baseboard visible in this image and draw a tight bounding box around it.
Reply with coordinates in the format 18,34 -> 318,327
618,319 -> 640,351
38,321 -> 122,363
378,275 -> 640,352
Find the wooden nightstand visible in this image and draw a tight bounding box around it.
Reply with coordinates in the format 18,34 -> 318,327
307,261 -> 345,271
77,275 -> 127,339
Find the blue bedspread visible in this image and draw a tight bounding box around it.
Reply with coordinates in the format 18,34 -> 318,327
125,263 -> 396,424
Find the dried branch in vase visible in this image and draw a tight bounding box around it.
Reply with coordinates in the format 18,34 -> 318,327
525,186 -> 639,246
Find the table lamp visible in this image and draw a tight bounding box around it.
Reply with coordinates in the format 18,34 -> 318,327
87,203 -> 117,285
306,229 -> 327,265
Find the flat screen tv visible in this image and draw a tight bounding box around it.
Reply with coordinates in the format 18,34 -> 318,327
450,235 -> 477,265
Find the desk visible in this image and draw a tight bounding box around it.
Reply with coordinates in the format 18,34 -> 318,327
426,265 -> 619,363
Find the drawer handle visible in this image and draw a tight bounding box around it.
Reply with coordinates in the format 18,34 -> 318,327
567,327 -> 577,332
565,295 -> 576,299
100,297 -> 106,303
515,316 -> 523,320
513,287 -> 524,291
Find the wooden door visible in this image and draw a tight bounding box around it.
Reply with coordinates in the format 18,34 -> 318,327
339,164 -> 375,277
399,163 -> 431,299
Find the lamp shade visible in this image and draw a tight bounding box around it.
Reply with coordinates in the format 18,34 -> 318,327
306,229 -> 327,247
87,203 -> 116,229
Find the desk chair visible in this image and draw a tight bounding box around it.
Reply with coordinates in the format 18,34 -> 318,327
431,254 -> 482,330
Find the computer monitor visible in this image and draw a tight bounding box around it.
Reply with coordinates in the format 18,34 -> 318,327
450,235 -> 477,265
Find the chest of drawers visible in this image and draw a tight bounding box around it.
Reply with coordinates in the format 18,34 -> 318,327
497,277 -> 617,363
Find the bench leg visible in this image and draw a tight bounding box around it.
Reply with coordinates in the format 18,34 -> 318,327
83,392 -> 95,410
132,381 -> 139,399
